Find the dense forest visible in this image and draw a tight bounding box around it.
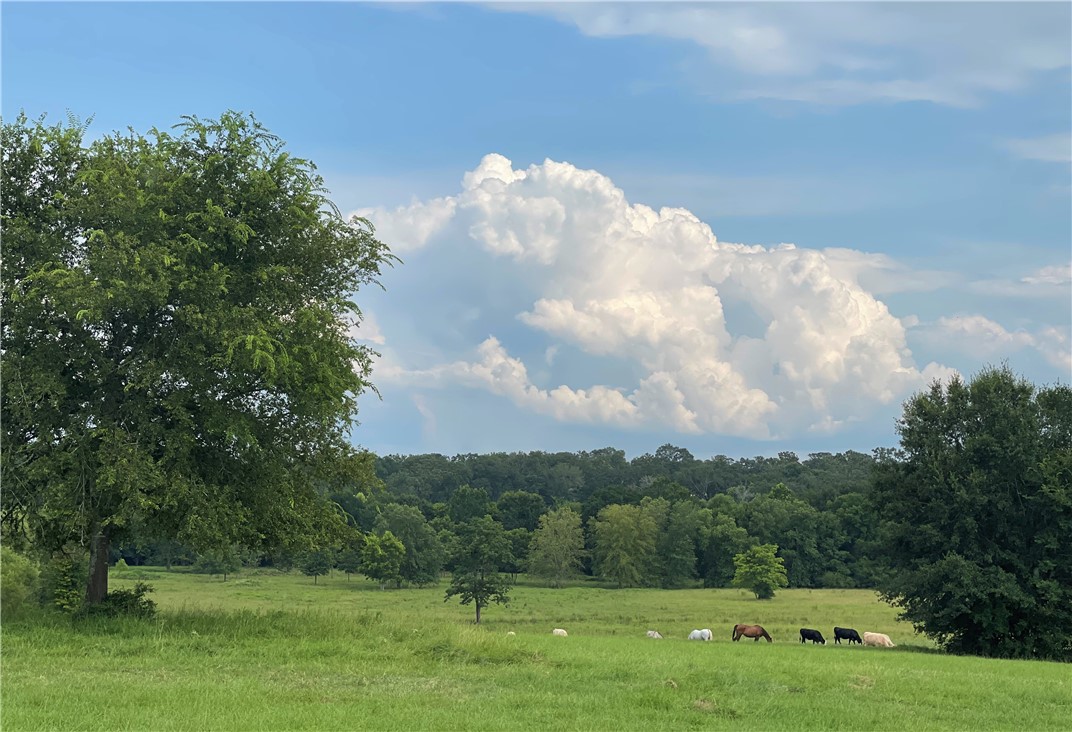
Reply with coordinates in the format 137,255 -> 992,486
113,446 -> 883,591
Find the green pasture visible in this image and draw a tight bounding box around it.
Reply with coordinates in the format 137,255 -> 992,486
2,568 -> 1069,731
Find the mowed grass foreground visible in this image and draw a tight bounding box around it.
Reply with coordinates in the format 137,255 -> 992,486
2,569 -> 1069,731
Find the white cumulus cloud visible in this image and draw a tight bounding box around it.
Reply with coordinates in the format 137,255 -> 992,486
361,154 -> 957,440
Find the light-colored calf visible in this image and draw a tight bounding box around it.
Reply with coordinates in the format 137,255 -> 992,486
862,632 -> 895,648
646,630 -> 663,639
552,628 -> 568,637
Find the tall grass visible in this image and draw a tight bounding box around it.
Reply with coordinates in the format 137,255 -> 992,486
2,568 -> 1068,731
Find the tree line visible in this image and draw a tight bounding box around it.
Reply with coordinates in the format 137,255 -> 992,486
104,448 -> 876,592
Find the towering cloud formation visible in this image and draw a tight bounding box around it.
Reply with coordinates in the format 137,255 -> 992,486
356,155 -> 953,439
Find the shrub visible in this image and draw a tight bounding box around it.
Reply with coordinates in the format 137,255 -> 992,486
0,546 -> 39,618
39,549 -> 86,613
76,582 -> 157,619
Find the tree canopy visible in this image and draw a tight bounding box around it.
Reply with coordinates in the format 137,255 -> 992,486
872,366 -> 1072,660
732,543 -> 788,599
1,111 -> 394,603
589,503 -> 657,588
527,507 -> 585,587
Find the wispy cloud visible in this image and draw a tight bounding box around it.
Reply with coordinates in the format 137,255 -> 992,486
913,315 -> 1071,373
1002,133 -> 1072,164
1022,263 -> 1072,286
968,261 -> 1072,300
498,3 -> 1071,108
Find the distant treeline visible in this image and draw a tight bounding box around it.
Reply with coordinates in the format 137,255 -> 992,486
117,446 -> 885,590
374,446 -> 875,512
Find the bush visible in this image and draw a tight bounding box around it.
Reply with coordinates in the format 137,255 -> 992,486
820,571 -> 855,589
76,582 -> 157,619
0,546 -> 39,619
39,549 -> 86,613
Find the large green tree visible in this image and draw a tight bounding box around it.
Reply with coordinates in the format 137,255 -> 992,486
528,507 -> 585,587
701,513 -> 756,588
872,367 -> 1072,660
444,516 -> 512,623
361,531 -> 405,590
1,112 -> 393,604
447,485 -> 491,524
373,503 -> 444,586
656,500 -> 705,588
589,503 -> 657,587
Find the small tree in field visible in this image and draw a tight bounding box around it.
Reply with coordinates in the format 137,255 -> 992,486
300,550 -> 333,585
732,544 -> 788,599
193,546 -> 242,581
361,531 -> 405,589
444,516 -> 512,623
337,543 -> 363,582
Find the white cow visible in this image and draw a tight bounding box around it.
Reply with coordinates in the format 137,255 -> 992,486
506,631 -> 516,636
552,628 -> 568,637
862,632 -> 896,648
688,629 -> 712,641
700,628 -> 713,641
646,630 -> 663,639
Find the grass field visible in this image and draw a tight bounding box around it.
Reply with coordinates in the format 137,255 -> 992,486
2,567 -> 1069,731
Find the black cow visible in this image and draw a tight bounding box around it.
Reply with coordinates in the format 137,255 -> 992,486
800,628 -> 826,645
833,627 -> 862,645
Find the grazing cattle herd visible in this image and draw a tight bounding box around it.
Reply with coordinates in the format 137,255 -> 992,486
545,624 -> 894,648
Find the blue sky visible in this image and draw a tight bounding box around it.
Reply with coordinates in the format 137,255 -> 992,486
4,2 -> 1070,460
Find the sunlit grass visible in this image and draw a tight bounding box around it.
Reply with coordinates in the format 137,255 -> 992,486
2,568 -> 1068,731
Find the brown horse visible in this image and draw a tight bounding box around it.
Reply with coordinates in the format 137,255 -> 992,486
732,624 -> 773,642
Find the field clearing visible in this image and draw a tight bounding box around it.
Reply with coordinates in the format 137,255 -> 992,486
2,568 -> 1069,731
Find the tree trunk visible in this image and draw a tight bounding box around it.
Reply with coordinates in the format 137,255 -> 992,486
85,529 -> 110,605
475,602 -> 482,624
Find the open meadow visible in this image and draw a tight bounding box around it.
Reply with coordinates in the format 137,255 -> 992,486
2,567 -> 1069,731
